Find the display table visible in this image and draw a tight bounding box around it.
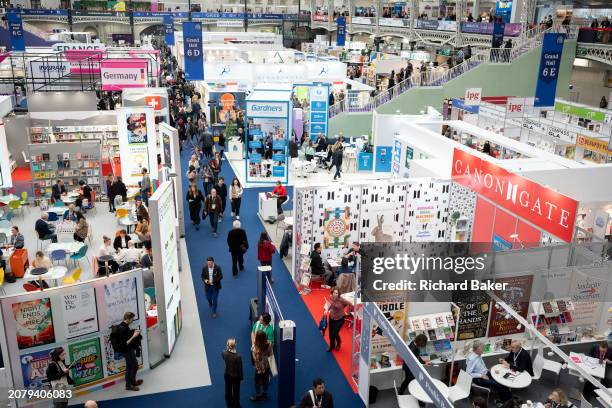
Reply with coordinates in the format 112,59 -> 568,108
491,364 -> 532,389
120,216 -> 138,233
408,378 -> 449,404
258,192 -> 277,221
569,352 -> 606,378
226,139 -> 244,160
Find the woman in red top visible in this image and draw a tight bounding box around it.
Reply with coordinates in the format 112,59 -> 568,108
271,181 -> 287,215
257,232 -> 276,282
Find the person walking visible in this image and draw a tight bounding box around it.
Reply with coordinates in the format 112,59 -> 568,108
226,220 -> 248,277
297,378 -> 334,408
140,168 -> 151,206
327,287 -> 351,352
201,164 -> 214,197
222,338 -> 243,408
257,232 -> 276,282
216,177 -> 228,222
332,145 -> 343,181
204,188 -> 223,237
202,256 -> 223,318
250,330 -> 273,402
46,347 -> 74,408
111,312 -> 143,391
106,175 -> 116,213
186,185 -> 204,230
230,178 -> 243,220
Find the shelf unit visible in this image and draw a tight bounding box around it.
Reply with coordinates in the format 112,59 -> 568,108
28,141 -> 102,197
29,125 -> 119,162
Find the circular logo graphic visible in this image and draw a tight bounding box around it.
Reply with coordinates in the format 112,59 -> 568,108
326,218 -> 347,238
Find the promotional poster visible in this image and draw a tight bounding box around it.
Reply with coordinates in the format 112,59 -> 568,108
20,349 -> 53,389
371,302 -> 408,354
453,291 -> 491,340
12,298 -> 56,349
117,107 -> 157,186
69,338 -> 104,386
62,287 -> 99,339
104,277 -> 139,326
488,275 -> 533,337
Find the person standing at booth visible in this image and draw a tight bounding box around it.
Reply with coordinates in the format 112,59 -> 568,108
250,330 -> 272,402
398,333 -> 431,395
140,168 -> 151,206
222,338 -> 243,408
271,181 -> 287,215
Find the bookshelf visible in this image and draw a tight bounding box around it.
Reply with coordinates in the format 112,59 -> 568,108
29,125 -> 119,162
28,142 -> 103,197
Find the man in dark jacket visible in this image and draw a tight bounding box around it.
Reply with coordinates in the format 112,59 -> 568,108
226,220 -> 248,277
215,177 -> 228,221
332,146 -> 343,180
298,378 -> 334,408
204,188 -> 223,237
310,243 -> 333,286
113,312 -> 143,391
35,213 -> 57,243
51,179 -> 67,201
500,340 -> 533,376
202,256 -> 223,318
201,130 -> 214,158
222,338 -> 243,408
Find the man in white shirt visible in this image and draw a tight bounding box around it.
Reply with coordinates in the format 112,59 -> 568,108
97,236 -> 119,274
117,241 -> 143,268
466,341 -> 511,403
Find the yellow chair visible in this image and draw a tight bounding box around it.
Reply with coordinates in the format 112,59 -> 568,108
116,208 -> 129,220
0,267 -> 5,295
62,267 -> 82,285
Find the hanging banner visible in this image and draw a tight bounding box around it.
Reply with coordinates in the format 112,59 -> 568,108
100,59 -> 148,91
7,12 -> 25,52
534,33 -> 565,107
163,14 -> 175,46
117,107 -> 158,186
309,84 -> 329,140
505,97 -> 525,118
336,16 -> 346,47
492,22 -> 505,48
182,22 -> 204,81
576,135 -> 612,156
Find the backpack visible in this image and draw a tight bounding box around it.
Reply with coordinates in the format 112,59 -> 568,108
45,362 -> 62,382
109,325 -> 123,352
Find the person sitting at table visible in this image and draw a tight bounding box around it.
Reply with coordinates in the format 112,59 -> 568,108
315,133 -> 328,152
63,204 -> 78,222
31,251 -> 52,289
134,198 -> 150,222
467,341 -> 512,403
310,243 -> 333,288
97,236 -> 119,275
35,213 -> 57,243
140,245 -> 153,269
398,333 -> 431,395
499,340 -> 533,376
271,181 -> 287,216
135,219 -> 151,246
116,241 -> 142,271
545,389 -> 574,408
73,212 -> 89,243
4,226 -> 24,249
113,229 -> 131,252
51,179 -> 67,202
75,180 -> 92,211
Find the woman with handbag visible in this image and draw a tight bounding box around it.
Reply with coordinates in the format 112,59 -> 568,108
46,347 -> 74,408
250,330 -> 273,402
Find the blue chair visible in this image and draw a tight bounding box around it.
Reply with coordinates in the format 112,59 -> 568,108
70,245 -> 89,267
50,249 -> 67,265
47,212 -> 59,222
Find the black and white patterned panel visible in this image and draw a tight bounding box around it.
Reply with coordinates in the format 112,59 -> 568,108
404,180 -> 451,242
445,182 -> 477,242
359,182 -> 405,243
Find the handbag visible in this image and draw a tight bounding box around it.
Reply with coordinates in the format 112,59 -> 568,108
240,241 -> 248,253
268,354 -> 278,377
318,312 -> 328,334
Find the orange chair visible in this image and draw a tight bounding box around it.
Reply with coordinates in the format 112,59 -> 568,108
23,283 -> 40,292
10,248 -> 29,278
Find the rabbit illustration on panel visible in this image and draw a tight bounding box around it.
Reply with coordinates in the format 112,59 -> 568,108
371,214 -> 393,242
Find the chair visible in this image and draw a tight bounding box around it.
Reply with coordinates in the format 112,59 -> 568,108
532,353 -> 545,381
54,201 -> 65,207
471,383 -> 491,406
393,380 -> 420,408
20,191 -> 28,207
50,249 -> 67,266
47,212 -> 59,223
69,245 -> 89,267
116,208 -> 130,221
8,200 -> 22,218
83,191 -> 96,212
580,394 -> 592,408
276,214 -> 287,237
23,283 -> 40,292
36,230 -> 53,251
21,151 -> 30,165
1,210 -> 13,222
62,267 -> 82,285
540,348 -> 563,384
0,267 -> 5,295
448,370 -> 472,403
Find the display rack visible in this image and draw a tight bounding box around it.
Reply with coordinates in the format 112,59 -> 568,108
530,298 -> 577,342
29,125 -> 119,162
28,141 -> 102,197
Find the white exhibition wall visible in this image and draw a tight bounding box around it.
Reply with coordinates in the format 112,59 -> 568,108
0,121 -> 13,189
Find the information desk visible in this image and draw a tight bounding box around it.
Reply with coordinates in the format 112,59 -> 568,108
258,192 -> 277,221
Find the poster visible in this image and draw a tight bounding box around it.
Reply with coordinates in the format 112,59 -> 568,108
336,16 -> 346,46
323,207 -> 351,249
392,140 -> 402,176
453,291 -> 491,340
371,302 -> 407,354
309,84 -> 329,139
20,348 -> 53,389
103,331 -> 143,377
182,22 -> 204,81
209,91 -> 246,124
534,33 -> 565,107
488,275 -> 533,337
7,12 -> 25,52
12,298 -> 55,349
62,287 -> 99,339
117,107 -> 157,186
569,272 -> 605,327
104,276 -> 138,326
164,14 -> 175,46
68,338 -> 104,386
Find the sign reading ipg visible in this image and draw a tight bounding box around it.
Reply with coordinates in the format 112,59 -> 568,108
246,102 -> 287,117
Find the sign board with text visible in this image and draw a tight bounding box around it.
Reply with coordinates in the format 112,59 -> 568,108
464,88 -> 482,106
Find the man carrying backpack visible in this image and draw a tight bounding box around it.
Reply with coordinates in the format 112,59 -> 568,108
111,312 -> 143,391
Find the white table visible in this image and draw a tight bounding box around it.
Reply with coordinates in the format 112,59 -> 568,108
46,242 -> 84,255
595,389 -> 612,408
408,378 -> 449,404
258,192 -> 277,221
569,352 -> 606,378
0,194 -> 19,205
67,191 -> 81,198
129,233 -> 141,244
24,266 -> 68,287
490,364 -> 532,388
284,216 -> 294,227
61,196 -> 77,204
47,207 -> 68,216
120,217 -> 138,233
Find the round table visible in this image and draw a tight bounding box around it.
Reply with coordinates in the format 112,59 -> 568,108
490,364 -> 533,389
408,378 -> 450,404
30,267 -> 48,289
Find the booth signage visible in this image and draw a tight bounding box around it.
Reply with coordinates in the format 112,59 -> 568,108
182,22 -> 204,81
547,125 -> 576,143
534,33 -> 565,107
217,20 -> 244,27
52,43 -> 106,52
358,152 -> 373,171
505,97 -> 525,118
392,139 -> 402,175
29,60 -> 70,80
576,135 -> 612,156
464,88 -> 482,106
352,16 -> 373,25
247,102 -> 288,118
336,16 -> 346,46
452,98 -> 479,114
554,102 -> 605,122
117,107 -> 158,185
492,22 -> 505,48
309,84 -> 329,139
379,17 -> 406,27
100,60 -> 148,91
7,12 -> 25,52
521,118 -> 546,133
163,15 -> 175,46
451,148 -> 578,242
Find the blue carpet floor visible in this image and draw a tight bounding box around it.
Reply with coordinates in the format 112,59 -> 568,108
92,149 -> 364,408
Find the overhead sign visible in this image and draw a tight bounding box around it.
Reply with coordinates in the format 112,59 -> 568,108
554,101 -> 605,122
29,60 -> 70,80
7,12 -> 25,52
216,20 -> 244,27
182,22 -> 204,81
452,98 -> 479,114
464,88 -> 482,106
246,102 -> 288,118
100,60 -> 148,91
336,16 -> 346,47
309,84 -> 329,139
163,15 -> 175,46
451,148 -> 578,242
505,97 -> 525,118
534,33 -> 565,107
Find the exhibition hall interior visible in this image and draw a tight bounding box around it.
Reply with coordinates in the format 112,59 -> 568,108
1,0 -> 612,407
